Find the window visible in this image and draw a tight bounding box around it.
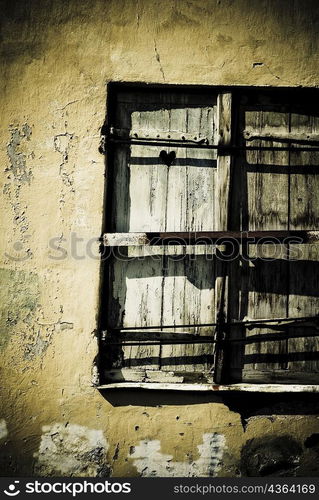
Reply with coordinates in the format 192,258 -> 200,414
98,84 -> 319,390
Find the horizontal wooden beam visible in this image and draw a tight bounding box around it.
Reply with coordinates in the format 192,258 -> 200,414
103,230 -> 319,247
104,330 -> 319,346
97,383 -> 319,393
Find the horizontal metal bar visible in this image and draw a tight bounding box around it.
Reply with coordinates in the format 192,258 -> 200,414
107,315 -> 319,331
108,332 -> 205,341
103,230 -> 319,247
105,329 -> 319,347
108,137 -> 216,149
109,128 -> 214,144
108,323 -> 217,331
243,129 -> 319,143
107,137 -> 319,152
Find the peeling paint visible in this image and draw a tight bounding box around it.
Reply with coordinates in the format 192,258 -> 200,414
24,332 -> 50,360
0,269 -> 40,351
34,424 -> 110,477
4,124 -> 33,247
130,433 -> 226,477
0,420 -> 8,440
57,322 -> 74,331
6,124 -> 32,185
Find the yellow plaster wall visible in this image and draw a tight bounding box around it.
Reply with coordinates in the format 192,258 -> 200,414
1,0 -> 319,476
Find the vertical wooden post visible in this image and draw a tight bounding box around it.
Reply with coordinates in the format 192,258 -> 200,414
213,92 -> 233,384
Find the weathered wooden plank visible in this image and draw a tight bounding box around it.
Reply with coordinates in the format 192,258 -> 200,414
236,105 -> 291,382
103,368 -> 214,384
111,146 -> 131,232
213,93 -> 232,383
116,89 -> 217,106
129,107 -> 169,232
103,230 -> 319,246
159,254 -> 215,372
98,382 -> 319,392
241,244 -> 289,377
245,109 -> 290,230
288,110 -> 319,374
242,370 -> 319,384
290,112 -> 319,230
159,102 -> 216,372
108,252 -> 163,370
103,369 -> 185,384
214,93 -> 232,231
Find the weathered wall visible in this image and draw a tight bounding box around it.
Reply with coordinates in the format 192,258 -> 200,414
1,0 -> 319,477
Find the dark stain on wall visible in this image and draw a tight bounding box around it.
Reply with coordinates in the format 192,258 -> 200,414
304,433 -> 319,450
241,435 -> 302,477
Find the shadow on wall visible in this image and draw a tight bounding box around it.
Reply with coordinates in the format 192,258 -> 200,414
101,389 -> 319,414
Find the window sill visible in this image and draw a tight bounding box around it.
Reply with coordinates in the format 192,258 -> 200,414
97,383 -> 319,392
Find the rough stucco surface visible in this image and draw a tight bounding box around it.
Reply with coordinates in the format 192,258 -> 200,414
1,0 -> 319,477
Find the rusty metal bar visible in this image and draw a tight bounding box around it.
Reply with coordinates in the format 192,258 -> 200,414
106,136 -> 319,152
107,315 -> 319,331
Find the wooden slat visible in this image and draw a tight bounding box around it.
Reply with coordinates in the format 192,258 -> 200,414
103,368 -> 213,384
214,93 -> 232,231
232,104 -> 291,382
103,230 -> 319,246
159,100 -> 216,373
213,93 -> 233,383
288,110 -> 319,375
98,383 -> 319,392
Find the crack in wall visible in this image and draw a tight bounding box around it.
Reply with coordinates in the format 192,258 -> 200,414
251,61 -> 302,87
154,39 -> 165,82
53,131 -> 75,219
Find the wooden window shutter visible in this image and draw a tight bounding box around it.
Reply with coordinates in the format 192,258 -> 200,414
102,87 -> 224,385
227,90 -> 319,384
100,86 -> 319,388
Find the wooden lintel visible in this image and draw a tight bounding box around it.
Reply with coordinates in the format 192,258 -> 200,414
104,329 -> 319,347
